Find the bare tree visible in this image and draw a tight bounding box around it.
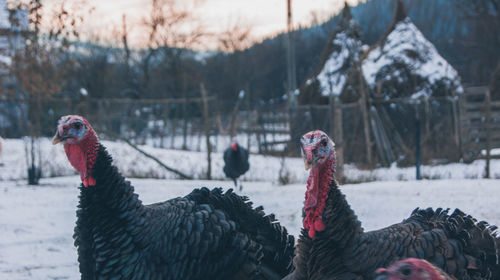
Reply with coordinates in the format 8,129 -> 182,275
4,0 -> 91,184
217,18 -> 254,53
139,0 -> 207,149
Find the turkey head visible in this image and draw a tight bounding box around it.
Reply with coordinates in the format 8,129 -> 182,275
374,258 -> 451,280
52,115 -> 99,187
300,130 -> 336,238
231,142 -> 238,151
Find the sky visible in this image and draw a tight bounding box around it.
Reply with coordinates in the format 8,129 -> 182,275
39,0 -> 361,50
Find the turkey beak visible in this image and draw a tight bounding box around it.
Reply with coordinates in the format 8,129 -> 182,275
52,131 -> 62,145
304,159 -> 311,171
52,126 -> 70,145
302,146 -> 314,170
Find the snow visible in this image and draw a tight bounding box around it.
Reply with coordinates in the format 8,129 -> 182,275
1,176 -> 499,279
362,18 -> 462,98
316,31 -> 362,97
0,138 -> 307,183
345,160 -> 500,182
1,138 -> 499,184
481,148 -> 500,157
1,136 -> 500,278
307,16 -> 363,98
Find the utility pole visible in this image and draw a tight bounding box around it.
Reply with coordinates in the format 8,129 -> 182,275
286,0 -> 297,108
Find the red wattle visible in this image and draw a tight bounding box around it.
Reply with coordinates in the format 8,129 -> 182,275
63,124 -> 99,188
308,228 -> 316,239
82,176 -> 96,187
314,218 -> 325,231
303,154 -> 335,239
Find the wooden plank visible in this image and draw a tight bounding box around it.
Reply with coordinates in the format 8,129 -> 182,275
259,140 -> 290,146
461,122 -> 500,130
462,111 -> 487,119
464,141 -> 500,150
243,128 -> 290,134
463,134 -> 500,143
463,86 -> 489,95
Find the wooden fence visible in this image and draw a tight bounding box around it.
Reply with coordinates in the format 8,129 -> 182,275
459,86 -> 500,164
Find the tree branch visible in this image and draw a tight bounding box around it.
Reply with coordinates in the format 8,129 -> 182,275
103,130 -> 194,180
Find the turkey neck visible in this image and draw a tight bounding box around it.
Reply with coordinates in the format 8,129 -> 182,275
292,159 -> 364,279
78,144 -> 146,232
75,144 -> 148,275
319,179 -> 363,251
304,157 -> 363,271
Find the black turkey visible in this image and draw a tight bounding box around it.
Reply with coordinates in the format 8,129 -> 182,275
284,130 -> 500,280
223,139 -> 250,191
52,115 -> 294,280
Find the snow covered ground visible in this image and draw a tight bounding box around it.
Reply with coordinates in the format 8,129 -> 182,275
1,176 -> 499,279
1,137 -> 499,278
1,138 -> 499,183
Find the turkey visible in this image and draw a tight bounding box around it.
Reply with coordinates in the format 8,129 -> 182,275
223,139 -> 250,191
374,258 -> 453,280
284,130 -> 500,280
52,115 -> 294,280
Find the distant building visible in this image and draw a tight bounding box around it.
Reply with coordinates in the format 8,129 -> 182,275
0,0 -> 28,137
0,0 -> 28,74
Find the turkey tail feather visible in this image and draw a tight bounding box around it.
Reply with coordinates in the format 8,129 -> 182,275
187,187 -> 295,277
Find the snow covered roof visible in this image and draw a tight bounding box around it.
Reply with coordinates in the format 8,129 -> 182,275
315,25 -> 363,97
361,17 -> 462,99
299,4 -> 364,104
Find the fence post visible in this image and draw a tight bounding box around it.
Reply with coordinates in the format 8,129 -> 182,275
200,83 -> 212,180
415,117 -> 422,180
450,96 -> 461,159
485,89 -> 491,178
332,96 -> 344,183
358,72 -> 373,166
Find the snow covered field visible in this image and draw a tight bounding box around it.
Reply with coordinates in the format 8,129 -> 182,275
1,138 -> 499,183
1,176 -> 499,279
1,137 -> 499,279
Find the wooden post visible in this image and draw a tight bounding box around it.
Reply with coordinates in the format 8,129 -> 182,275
415,118 -> 422,180
485,89 -> 491,178
450,96 -> 461,158
246,87 -> 251,152
358,72 -> 373,166
182,96 -> 188,150
200,83 -> 212,180
332,96 -> 344,183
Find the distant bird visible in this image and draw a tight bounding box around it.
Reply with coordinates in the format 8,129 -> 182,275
284,130 -> 500,280
374,258 -> 453,280
52,115 -> 294,280
223,139 -> 250,191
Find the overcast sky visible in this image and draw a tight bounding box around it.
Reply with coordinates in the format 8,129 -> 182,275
13,0 -> 361,50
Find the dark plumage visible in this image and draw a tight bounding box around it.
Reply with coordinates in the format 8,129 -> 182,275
223,141 -> 250,190
53,115 -> 294,280
285,130 -> 500,280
